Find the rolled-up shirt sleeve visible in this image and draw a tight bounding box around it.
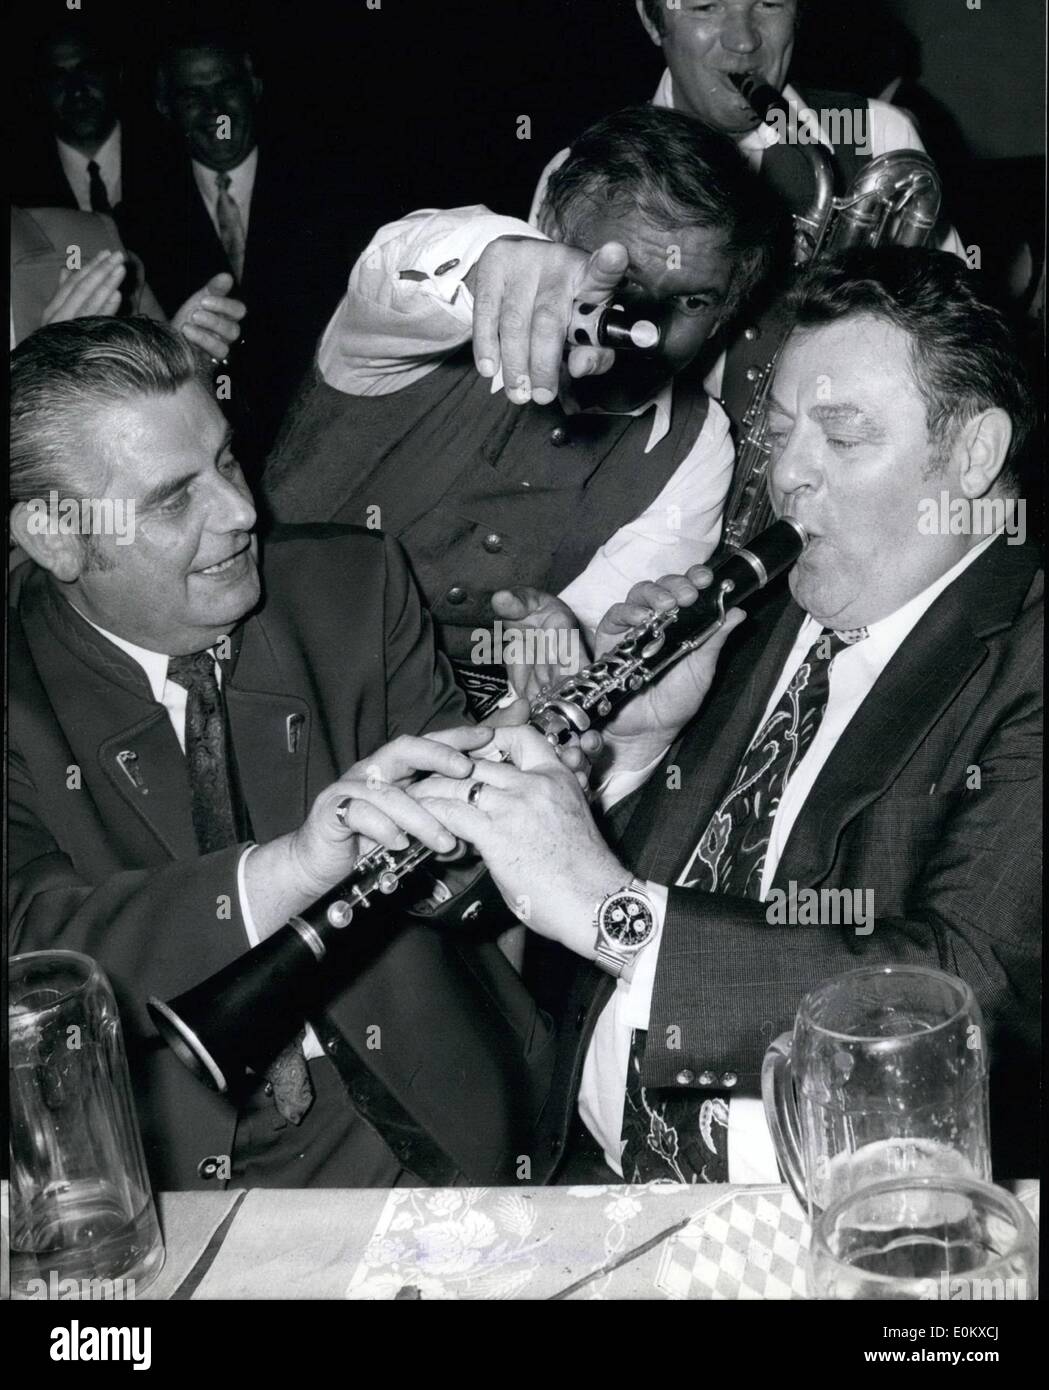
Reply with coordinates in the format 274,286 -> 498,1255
317,205 -> 549,395
558,398 -> 735,638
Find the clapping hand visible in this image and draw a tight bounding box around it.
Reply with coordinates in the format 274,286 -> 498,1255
41,250 -> 128,325
171,272 -> 246,360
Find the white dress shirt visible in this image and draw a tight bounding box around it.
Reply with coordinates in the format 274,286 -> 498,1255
316,205 -> 735,638
581,530 -> 1002,1183
56,123 -> 123,213
192,146 -> 258,244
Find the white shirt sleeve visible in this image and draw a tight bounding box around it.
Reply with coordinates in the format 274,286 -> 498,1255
317,205 -> 549,396
557,398 -> 735,639
866,99 -> 965,258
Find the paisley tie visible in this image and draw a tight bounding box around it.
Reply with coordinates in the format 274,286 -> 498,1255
620,626 -> 869,1183
167,650 -> 313,1125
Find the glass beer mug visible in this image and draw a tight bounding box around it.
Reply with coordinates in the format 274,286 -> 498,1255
9,951 -> 165,1298
761,964 -> 991,1218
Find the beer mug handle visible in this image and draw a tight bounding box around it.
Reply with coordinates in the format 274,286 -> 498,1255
760,1032 -> 807,1207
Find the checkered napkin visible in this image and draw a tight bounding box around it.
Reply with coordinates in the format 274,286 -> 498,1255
653,1185 -> 810,1300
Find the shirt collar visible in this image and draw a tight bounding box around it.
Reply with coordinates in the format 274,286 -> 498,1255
486,370 -> 674,452
56,121 -> 122,171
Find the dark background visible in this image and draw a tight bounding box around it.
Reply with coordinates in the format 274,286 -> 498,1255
8,0 -> 1045,234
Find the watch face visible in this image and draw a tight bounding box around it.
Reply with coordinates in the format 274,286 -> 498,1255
602,891 -> 654,949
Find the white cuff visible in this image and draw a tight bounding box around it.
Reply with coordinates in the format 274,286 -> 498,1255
595,744 -> 669,812
616,880 -> 667,1030
237,843 -> 261,948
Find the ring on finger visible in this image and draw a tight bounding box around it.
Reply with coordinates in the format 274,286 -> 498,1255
334,796 -> 354,829
467,780 -> 485,809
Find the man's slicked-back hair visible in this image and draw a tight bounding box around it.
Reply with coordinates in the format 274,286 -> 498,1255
539,104 -> 785,317
786,249 -> 1036,491
10,317 -> 208,505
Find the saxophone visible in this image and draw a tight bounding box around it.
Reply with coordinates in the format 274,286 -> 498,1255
720,73 -> 943,547
148,519 -> 807,1096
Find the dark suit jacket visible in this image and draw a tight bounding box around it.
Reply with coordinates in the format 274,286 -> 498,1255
9,526 -> 555,1190
117,136 -> 360,466
531,535 -> 1043,1177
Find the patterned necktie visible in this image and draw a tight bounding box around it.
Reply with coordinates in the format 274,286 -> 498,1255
167,650 -> 313,1125
214,171 -> 246,282
620,625 -> 868,1184
87,159 -> 111,214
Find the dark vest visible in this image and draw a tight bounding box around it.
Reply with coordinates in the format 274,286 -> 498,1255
719,86 -> 873,433
267,348 -> 710,659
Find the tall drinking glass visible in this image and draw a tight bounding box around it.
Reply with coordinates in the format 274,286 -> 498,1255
762,965 -> 991,1217
810,1175 -> 1038,1300
9,950 -> 164,1298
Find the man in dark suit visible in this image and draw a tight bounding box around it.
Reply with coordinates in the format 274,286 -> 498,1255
118,33 -> 356,468
11,28 -> 126,215
418,249 -> 1042,1183
9,316 -> 555,1192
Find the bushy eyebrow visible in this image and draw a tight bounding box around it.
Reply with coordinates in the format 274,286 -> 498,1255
810,403 -> 883,432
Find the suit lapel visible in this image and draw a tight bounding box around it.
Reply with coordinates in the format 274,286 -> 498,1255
775,537 -> 1040,888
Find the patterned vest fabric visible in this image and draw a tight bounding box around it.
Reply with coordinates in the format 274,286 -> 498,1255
267,349 -> 710,660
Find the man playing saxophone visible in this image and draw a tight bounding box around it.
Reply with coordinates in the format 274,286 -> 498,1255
417,249 -> 1041,1185
530,1 -> 964,459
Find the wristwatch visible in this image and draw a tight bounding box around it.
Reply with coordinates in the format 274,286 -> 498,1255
593,878 -> 656,980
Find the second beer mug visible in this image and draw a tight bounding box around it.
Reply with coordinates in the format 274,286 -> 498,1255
761,964 -> 991,1217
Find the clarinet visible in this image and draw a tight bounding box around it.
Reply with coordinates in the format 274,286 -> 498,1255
148,518 -> 806,1096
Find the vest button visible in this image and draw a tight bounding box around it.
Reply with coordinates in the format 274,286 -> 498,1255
482,533 -> 503,553
744,326 -> 759,341
446,586 -> 467,605
197,1155 -> 223,1180
675,1069 -> 695,1086
745,366 -> 760,382
549,426 -> 569,446
698,1070 -> 717,1086
721,1071 -> 739,1088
